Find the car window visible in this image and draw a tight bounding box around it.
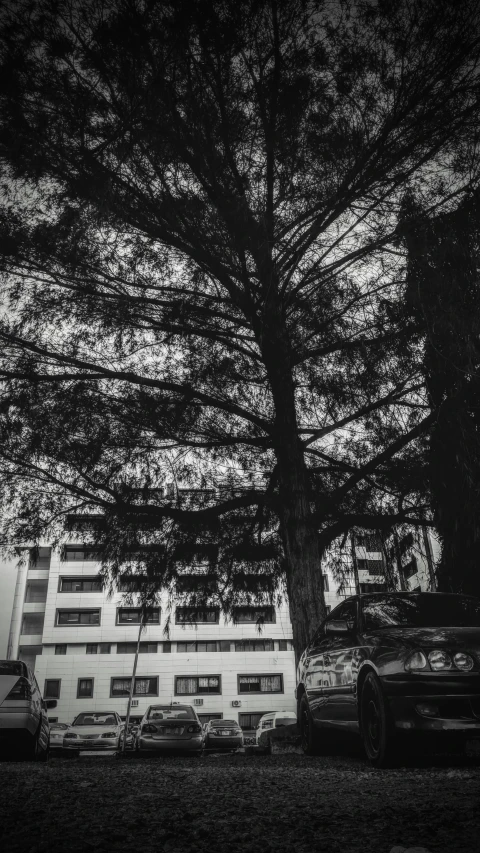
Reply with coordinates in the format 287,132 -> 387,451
73,713 -> 119,726
0,661 -> 27,677
333,599 -> 357,625
147,706 -> 196,721
361,593 -> 480,629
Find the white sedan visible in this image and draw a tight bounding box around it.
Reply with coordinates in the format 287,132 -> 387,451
63,711 -> 124,753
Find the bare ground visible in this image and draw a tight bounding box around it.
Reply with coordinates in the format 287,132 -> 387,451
0,749 -> 479,853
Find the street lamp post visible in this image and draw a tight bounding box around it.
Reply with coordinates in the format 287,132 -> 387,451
122,613 -> 145,753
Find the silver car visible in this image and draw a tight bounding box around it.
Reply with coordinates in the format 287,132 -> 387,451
0,659 -> 56,761
136,703 -> 204,754
63,711 -> 123,753
49,722 -> 70,750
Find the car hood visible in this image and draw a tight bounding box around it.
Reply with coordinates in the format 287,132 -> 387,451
368,626 -> 480,648
0,675 -> 22,705
69,725 -> 121,736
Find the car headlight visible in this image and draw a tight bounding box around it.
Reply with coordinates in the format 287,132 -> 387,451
64,733 -> 78,739
428,650 -> 452,671
405,650 -> 428,672
101,732 -> 117,738
453,652 -> 474,671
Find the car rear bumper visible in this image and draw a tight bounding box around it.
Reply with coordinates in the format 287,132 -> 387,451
0,708 -> 38,736
137,735 -> 203,752
205,736 -> 242,750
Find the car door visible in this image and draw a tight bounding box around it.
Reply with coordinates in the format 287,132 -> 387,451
318,598 -> 359,726
303,617 -> 333,723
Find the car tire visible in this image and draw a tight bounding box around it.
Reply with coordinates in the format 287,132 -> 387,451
299,694 -> 322,755
26,724 -> 48,762
360,672 -> 398,768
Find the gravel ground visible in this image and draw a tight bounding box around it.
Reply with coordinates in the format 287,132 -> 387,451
1,750 -> 479,853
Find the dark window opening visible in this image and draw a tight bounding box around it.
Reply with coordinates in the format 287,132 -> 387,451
238,675 -> 283,694
175,676 -> 221,695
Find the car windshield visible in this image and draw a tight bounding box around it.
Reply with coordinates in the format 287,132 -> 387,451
362,594 -> 480,630
212,720 -> 237,727
0,661 -> 27,677
147,705 -> 196,721
72,713 -> 118,726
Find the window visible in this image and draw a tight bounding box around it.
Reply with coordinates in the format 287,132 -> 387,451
110,677 -> 158,697
331,598 -> 357,626
21,613 -> 45,635
55,644 -> 67,655
30,547 -> 51,569
86,644 -> 98,654
198,713 -> 223,725
175,607 -> 219,624
64,547 -> 102,561
278,640 -> 294,651
77,678 -> 94,698
238,674 -> 283,694
116,608 -> 160,625
24,580 -> 48,603
117,575 -> 149,592
322,574 -> 329,593
177,641 -> 218,653
44,679 -> 61,699
162,642 -> 171,653
232,606 -> 276,623
357,559 -> 384,576
116,642 -> 158,654
59,577 -> 103,592
356,534 -> 382,551
99,643 -> 111,654
235,639 -> 274,652
239,712 -> 266,731
56,609 -> 100,626
175,676 -> 221,695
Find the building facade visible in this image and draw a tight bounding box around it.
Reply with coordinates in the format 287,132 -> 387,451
3,530 -> 437,731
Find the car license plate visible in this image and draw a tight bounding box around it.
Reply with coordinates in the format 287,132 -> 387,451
164,727 -> 183,735
221,731 -> 231,736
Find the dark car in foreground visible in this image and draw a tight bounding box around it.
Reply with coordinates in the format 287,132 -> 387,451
135,704 -> 204,754
296,592 -> 480,767
203,719 -> 243,752
0,660 -> 57,761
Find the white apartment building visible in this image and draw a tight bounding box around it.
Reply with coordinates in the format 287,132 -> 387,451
4,546 -> 307,733
2,530 -> 436,732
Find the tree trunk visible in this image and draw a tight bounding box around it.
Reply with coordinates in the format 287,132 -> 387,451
260,303 -> 327,664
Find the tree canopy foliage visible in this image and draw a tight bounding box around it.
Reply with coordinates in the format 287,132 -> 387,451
1,0 -> 480,653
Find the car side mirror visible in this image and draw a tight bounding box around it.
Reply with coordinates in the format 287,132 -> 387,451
45,699 -> 57,709
325,619 -> 353,634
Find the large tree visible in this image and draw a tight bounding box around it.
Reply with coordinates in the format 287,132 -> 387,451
403,191 -> 480,597
1,0 -> 480,656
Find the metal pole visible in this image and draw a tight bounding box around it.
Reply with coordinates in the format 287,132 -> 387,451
122,615 -> 144,753
350,532 -> 361,595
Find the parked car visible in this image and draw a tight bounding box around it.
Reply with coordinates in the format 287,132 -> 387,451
203,719 -> 243,752
0,659 -> 56,761
296,592 -> 480,767
135,704 -> 204,754
49,722 -> 70,749
63,711 -> 123,753
255,710 -> 297,746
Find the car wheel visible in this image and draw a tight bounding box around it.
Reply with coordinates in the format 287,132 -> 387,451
360,672 -> 397,768
26,724 -> 48,762
299,694 -> 322,755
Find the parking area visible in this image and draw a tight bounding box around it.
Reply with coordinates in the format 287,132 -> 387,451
1,750 -> 480,853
